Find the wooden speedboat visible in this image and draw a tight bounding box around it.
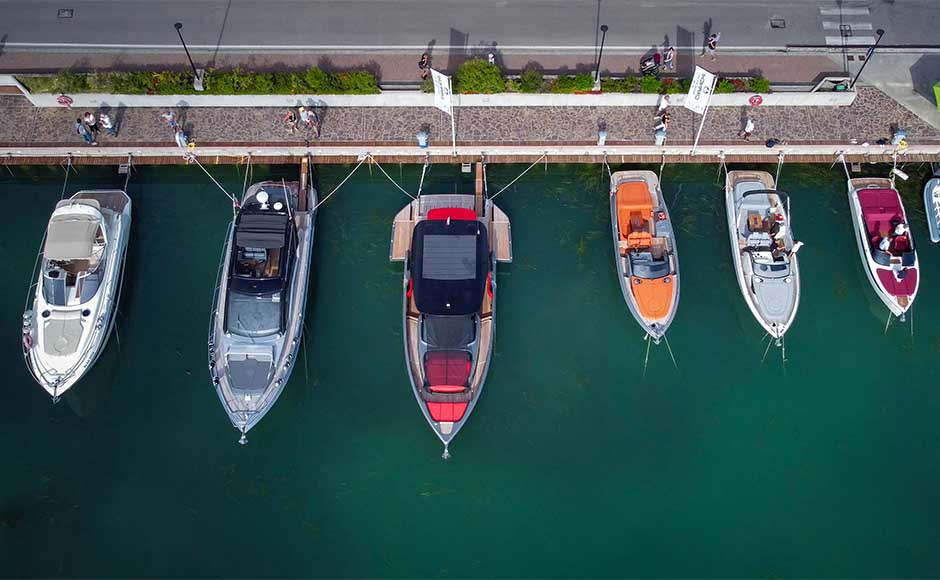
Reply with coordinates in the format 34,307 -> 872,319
390,193 -> 512,459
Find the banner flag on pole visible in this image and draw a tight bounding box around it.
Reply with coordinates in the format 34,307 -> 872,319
430,69 -> 453,116
684,66 -> 716,115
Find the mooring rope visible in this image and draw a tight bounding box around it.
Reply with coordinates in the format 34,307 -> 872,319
310,157 -> 368,212
241,153 -> 252,199
489,153 -> 547,200
658,151 -> 667,183
59,155 -> 73,199
775,151 -> 785,185
836,152 -> 852,181
367,154 -> 417,200
416,154 -> 430,198
123,155 -> 133,192
482,154 -> 489,197
187,154 -> 240,209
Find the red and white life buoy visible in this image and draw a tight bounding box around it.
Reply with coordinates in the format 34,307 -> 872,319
748,95 -> 763,106
57,94 -> 74,108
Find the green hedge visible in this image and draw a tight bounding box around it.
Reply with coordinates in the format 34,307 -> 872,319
17,67 -> 380,95
453,59 -> 505,94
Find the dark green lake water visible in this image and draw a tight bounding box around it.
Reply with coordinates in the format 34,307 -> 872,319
1,160 -> 939,578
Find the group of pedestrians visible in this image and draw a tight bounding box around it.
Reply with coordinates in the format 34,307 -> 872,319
160,111 -> 192,148
283,106 -> 321,137
74,111 -> 117,145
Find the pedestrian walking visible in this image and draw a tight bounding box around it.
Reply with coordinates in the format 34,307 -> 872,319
657,94 -> 670,115
663,46 -> 676,71
83,111 -> 100,138
160,111 -> 179,129
487,52 -> 496,66
739,117 -> 755,141
98,112 -> 117,137
283,110 -> 298,134
418,52 -> 430,80
704,33 -> 721,61
75,118 -> 97,145
174,126 -> 189,149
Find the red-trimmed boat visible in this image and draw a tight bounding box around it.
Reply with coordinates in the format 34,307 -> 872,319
390,193 -> 512,459
847,177 -> 919,319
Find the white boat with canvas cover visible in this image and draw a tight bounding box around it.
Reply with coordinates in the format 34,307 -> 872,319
22,190 -> 132,400
208,170 -> 317,444
725,171 -> 801,341
924,163 -> 940,243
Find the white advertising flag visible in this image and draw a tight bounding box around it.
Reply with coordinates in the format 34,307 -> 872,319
430,68 -> 453,116
684,66 -> 716,115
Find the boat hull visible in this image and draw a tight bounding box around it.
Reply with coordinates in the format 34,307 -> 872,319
23,191 -> 132,399
609,170 -> 680,341
209,182 -> 317,439
924,177 -> 940,243
725,171 -> 800,339
847,178 -> 919,317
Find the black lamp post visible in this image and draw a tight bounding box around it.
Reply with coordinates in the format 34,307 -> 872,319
174,22 -> 204,91
849,28 -> 885,90
593,24 -> 609,91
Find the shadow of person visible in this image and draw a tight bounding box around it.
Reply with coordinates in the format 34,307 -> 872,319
702,18 -> 713,55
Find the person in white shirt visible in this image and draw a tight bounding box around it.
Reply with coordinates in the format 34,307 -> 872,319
99,113 -> 117,137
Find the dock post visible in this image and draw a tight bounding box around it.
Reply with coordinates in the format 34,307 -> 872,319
475,161 -> 484,215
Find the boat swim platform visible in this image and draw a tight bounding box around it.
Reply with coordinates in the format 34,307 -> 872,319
0,144 -> 937,166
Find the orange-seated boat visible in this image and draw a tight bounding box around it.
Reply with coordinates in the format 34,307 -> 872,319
609,170 -> 680,343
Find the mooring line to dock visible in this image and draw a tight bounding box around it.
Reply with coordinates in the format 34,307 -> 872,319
310,156 -> 368,212
837,152 -> 852,181
122,155 -> 133,193
187,154 -> 240,212
663,334 -> 679,370
416,153 -> 430,198
658,151 -> 667,183
241,153 -> 252,198
367,154 -> 417,200
482,154 -> 489,198
775,151 -> 785,185
489,153 -> 547,200
717,151 -> 727,184
59,155 -> 73,199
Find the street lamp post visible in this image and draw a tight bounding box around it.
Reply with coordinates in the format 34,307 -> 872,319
849,28 -> 885,90
593,24 -> 609,92
174,22 -> 205,92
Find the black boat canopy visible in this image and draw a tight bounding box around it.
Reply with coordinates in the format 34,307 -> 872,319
235,211 -> 290,248
411,218 -> 488,315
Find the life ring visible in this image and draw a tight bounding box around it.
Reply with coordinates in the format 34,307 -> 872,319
57,94 -> 74,108
748,95 -> 763,106
657,211 -> 667,221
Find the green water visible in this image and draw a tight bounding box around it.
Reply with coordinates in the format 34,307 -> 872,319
2,160 -> 940,577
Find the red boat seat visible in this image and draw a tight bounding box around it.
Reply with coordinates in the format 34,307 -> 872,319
427,207 -> 476,221
424,351 -> 471,388
893,235 -> 910,252
427,402 -> 468,422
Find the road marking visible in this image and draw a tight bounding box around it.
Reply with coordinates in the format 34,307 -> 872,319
822,21 -> 873,30
819,7 -> 870,15
825,36 -> 877,45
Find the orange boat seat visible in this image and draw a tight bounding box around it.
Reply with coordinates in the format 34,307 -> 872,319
627,232 -> 653,249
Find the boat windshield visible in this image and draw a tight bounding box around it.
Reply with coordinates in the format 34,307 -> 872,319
753,261 -> 790,279
630,253 -> 669,279
226,291 -> 282,337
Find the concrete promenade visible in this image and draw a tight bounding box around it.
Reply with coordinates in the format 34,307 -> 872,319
0,88 -> 937,161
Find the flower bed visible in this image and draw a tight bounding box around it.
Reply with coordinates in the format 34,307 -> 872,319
16,67 -> 380,95
425,58 -> 770,95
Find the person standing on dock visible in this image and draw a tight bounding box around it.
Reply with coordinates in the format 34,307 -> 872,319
98,112 -> 117,137
160,111 -> 180,130
299,107 -> 320,138
283,110 -> 298,134
174,126 -> 189,149
75,118 -> 97,145
739,118 -> 755,141
83,112 -> 100,139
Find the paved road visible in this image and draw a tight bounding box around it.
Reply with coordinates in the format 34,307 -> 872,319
0,0 -> 937,52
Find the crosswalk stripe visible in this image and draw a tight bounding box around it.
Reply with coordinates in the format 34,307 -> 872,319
825,35 -> 877,45
822,21 -> 874,30
819,7 -> 871,15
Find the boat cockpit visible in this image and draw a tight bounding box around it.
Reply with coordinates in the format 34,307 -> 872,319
41,202 -> 108,307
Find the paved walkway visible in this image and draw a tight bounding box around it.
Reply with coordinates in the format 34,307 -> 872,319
0,88 -> 937,151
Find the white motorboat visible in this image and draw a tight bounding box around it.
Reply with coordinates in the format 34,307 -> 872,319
924,164 -> 940,243
22,190 -> 132,400
725,171 -> 801,341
